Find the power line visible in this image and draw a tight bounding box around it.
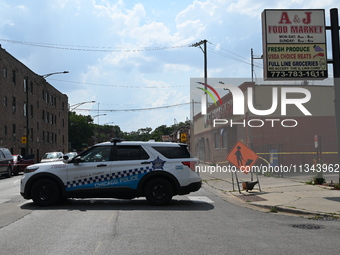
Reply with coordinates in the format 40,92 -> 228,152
49,78 -> 188,88
76,102 -> 191,112
0,38 -> 190,52
208,42 -> 263,68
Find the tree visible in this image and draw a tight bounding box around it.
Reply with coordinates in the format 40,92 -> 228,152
150,125 -> 173,141
69,112 -> 94,151
123,127 -> 152,141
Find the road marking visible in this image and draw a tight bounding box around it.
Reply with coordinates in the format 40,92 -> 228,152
187,196 -> 214,204
0,199 -> 10,205
13,179 -> 21,184
17,201 -> 31,207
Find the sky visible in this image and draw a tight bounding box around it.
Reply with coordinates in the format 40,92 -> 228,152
0,0 -> 338,132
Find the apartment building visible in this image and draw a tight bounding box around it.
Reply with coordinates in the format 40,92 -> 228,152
0,46 -> 68,162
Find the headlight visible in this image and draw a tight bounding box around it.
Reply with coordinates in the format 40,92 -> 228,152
24,166 -> 39,173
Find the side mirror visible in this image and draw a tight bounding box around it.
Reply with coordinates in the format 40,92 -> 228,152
72,156 -> 82,165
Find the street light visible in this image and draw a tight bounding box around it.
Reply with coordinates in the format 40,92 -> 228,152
91,114 -> 107,119
42,71 -> 69,78
70,101 -> 96,111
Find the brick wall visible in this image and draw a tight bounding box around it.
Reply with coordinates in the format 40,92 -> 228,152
0,46 -> 68,162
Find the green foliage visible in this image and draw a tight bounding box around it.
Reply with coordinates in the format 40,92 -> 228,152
68,112 -> 190,150
270,206 -> 278,213
69,112 -> 94,151
149,125 -> 173,141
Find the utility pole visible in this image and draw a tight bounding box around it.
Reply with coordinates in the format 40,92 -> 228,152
191,40 -> 208,84
251,48 -> 263,82
191,39 -> 208,159
191,39 -> 209,115
327,8 -> 340,183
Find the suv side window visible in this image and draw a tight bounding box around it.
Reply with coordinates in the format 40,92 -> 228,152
81,146 -> 112,162
115,145 -> 149,161
152,145 -> 192,159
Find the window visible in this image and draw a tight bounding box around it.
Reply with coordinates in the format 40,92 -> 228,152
12,124 -> 16,137
81,146 -> 112,162
30,104 -> 33,118
4,125 -> 7,136
3,68 -> 7,78
12,97 -> 16,113
23,77 -> 28,92
214,132 -> 220,149
3,96 -> 7,106
12,70 -> 16,85
30,81 -> 33,94
115,145 -> 149,161
221,128 -> 227,148
152,145 -> 192,159
23,103 -> 27,117
30,128 -> 33,141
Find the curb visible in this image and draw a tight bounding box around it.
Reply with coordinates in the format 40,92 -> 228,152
203,179 -> 340,218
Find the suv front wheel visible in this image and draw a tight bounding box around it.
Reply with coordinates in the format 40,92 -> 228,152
30,179 -> 61,206
145,178 -> 173,206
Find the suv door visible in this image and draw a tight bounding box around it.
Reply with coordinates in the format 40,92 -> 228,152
110,145 -> 153,189
66,145 -> 113,193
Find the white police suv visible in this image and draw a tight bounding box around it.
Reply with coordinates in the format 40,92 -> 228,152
20,139 -> 201,206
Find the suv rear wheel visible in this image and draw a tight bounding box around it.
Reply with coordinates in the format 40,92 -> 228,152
145,178 -> 173,206
30,179 -> 61,206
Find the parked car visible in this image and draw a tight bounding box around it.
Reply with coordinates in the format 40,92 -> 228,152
40,152 -> 64,163
12,154 -> 35,175
20,139 -> 201,206
0,148 -> 14,178
63,152 -> 78,160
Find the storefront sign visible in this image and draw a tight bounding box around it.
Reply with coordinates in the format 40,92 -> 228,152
262,9 -> 327,80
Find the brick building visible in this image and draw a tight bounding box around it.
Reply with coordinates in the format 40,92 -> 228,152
0,46 -> 68,161
192,82 -> 337,166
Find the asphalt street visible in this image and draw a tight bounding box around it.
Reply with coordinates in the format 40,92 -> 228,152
0,175 -> 339,255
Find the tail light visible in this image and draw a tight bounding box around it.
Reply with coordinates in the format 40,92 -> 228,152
182,161 -> 196,171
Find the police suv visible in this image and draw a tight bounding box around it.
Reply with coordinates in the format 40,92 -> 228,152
20,139 -> 201,206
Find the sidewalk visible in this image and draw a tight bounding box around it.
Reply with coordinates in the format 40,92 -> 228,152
200,170 -> 340,217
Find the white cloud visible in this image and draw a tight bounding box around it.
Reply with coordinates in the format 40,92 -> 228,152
1,0 -> 338,131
